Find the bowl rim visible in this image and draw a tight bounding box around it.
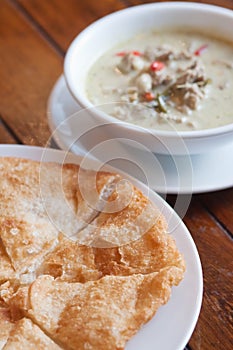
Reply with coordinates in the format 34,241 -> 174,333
64,1 -> 233,139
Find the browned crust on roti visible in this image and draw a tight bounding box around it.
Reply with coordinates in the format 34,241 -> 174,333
0,241 -> 16,285
0,307 -> 14,349
2,318 -> 62,349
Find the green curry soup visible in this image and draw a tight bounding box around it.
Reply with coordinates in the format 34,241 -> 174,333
86,30 -> 233,131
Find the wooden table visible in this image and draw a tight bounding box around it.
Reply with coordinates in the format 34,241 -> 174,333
0,0 -> 232,349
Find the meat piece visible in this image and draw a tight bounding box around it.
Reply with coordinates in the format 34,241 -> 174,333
144,45 -> 174,62
175,60 -> 206,85
136,73 -> 152,92
152,70 -> 175,87
145,45 -> 192,63
173,50 -> 193,60
118,53 -> 145,73
170,83 -> 205,110
184,93 -> 199,110
183,84 -> 205,109
169,59 -> 207,110
175,68 -> 205,85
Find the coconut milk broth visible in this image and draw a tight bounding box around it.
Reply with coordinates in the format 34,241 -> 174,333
86,30 -> 233,131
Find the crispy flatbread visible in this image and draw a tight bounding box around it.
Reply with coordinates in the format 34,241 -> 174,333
76,182 -> 161,247
94,221 -> 185,276
0,282 -> 18,307
9,277 -> 79,332
38,236 -> 101,283
40,185 -> 184,282
0,216 -> 58,275
40,221 -> 185,282
0,308 -> 14,349
0,158 -> 119,273
39,162 -> 121,238
0,157 -> 186,349
2,318 -> 61,350
0,241 -> 15,284
9,267 -> 183,350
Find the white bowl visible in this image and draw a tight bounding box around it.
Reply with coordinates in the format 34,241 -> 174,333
64,2 -> 233,155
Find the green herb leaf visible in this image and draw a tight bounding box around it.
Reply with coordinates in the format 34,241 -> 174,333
156,94 -> 167,113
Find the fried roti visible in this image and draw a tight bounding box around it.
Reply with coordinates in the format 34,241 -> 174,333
0,158 -> 119,274
76,182 -> 160,247
0,308 -> 14,349
0,157 -> 186,350
0,241 -> 15,285
8,267 -> 183,350
40,222 -> 185,283
38,236 -> 101,283
2,318 -> 61,350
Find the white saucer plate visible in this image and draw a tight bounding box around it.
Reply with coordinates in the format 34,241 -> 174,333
0,144 -> 202,350
47,75 -> 233,194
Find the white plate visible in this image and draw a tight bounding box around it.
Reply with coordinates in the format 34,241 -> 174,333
0,144 -> 203,350
47,75 -> 233,194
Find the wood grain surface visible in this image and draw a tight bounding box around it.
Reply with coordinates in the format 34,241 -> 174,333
0,0 -> 233,349
0,120 -> 18,144
17,0 -> 125,52
127,0 -> 233,10
184,198 -> 233,350
0,0 -> 62,146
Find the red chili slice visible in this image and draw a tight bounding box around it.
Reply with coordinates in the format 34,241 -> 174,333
116,51 -> 127,56
132,51 -> 142,56
150,61 -> 165,71
116,50 -> 142,57
144,92 -> 155,101
194,44 -> 208,56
